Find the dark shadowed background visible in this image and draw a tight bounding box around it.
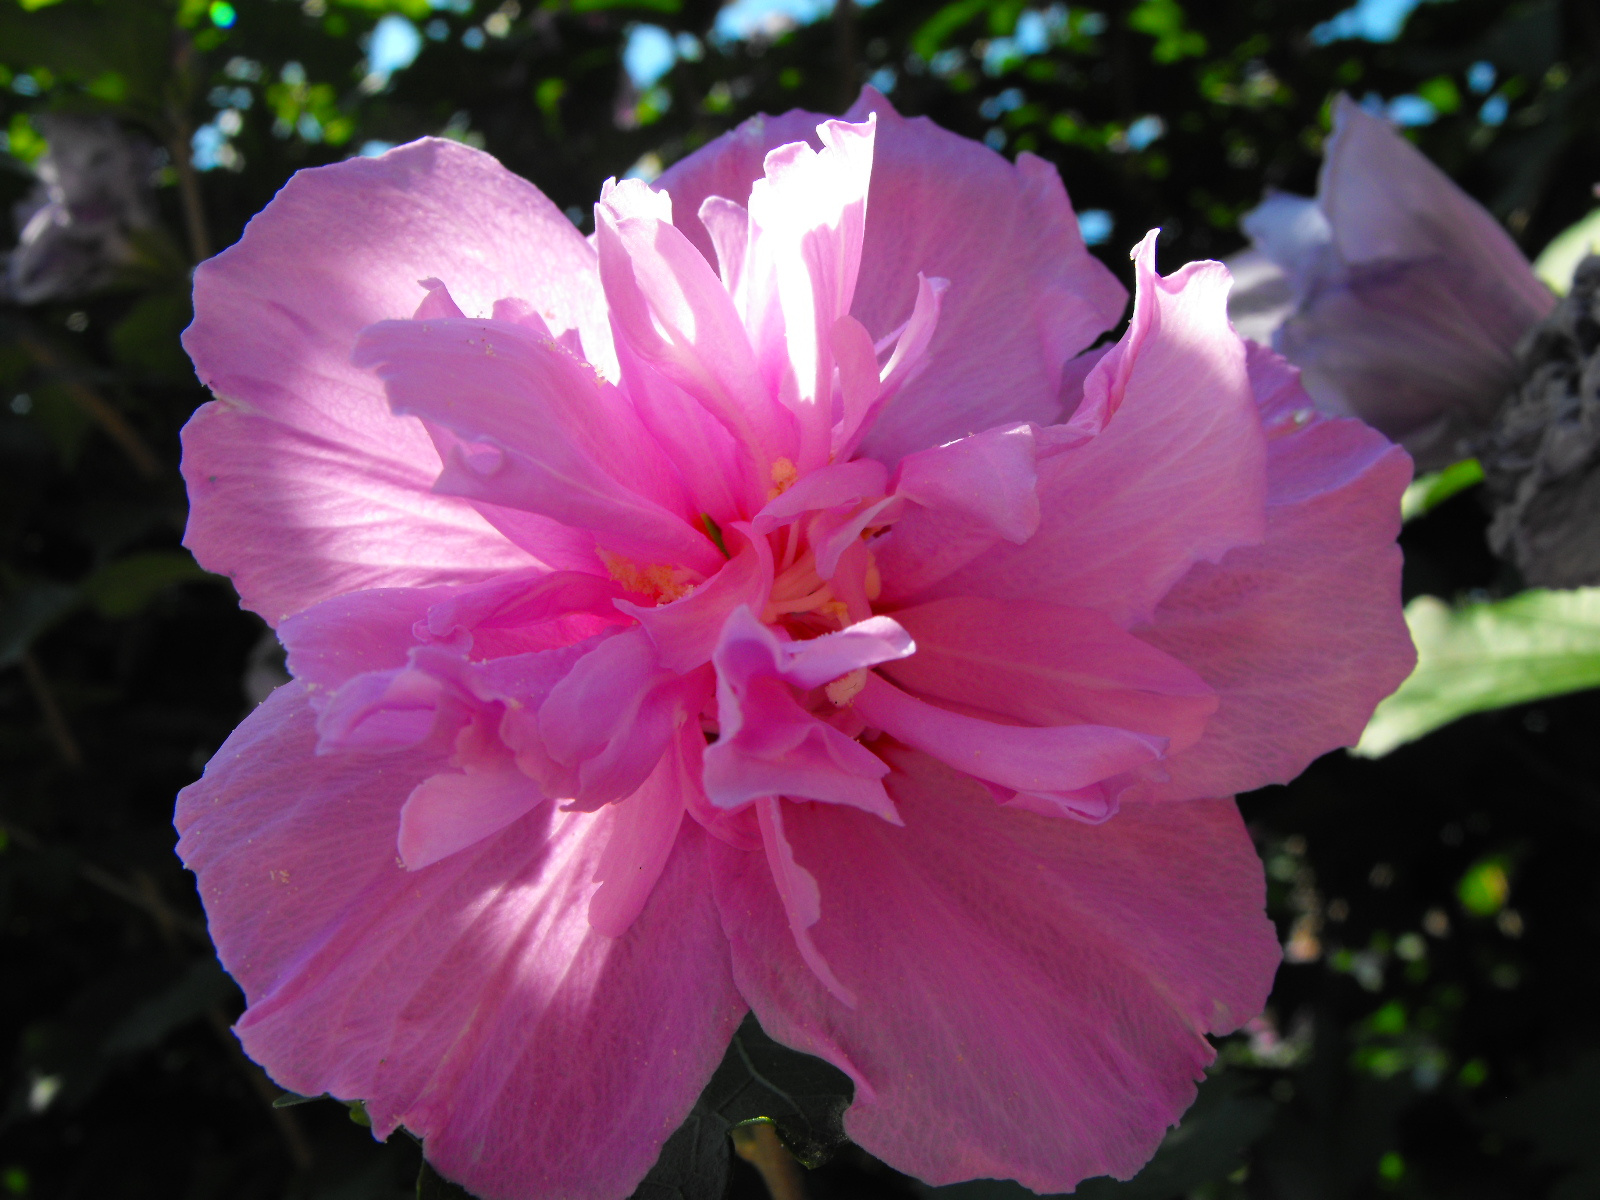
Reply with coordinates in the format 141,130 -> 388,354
2,0 -> 1599,1197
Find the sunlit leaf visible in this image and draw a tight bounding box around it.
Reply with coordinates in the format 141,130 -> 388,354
911,0 -> 992,61
1127,0 -> 1207,62
1533,206 -> 1600,295
1356,589 -> 1600,757
1400,458 -> 1483,521
570,0 -> 683,13
334,0 -> 433,16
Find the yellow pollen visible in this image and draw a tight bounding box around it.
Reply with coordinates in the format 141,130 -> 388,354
825,668 -> 868,706
768,457 -> 799,499
598,549 -> 694,605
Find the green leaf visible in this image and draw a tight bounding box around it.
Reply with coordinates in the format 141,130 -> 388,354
81,550 -> 209,618
911,0 -> 992,61
628,1013 -> 854,1199
271,1090 -> 325,1108
109,288 -> 194,379
1415,75 -> 1461,115
1533,206 -> 1600,295
1355,588 -> 1600,758
1127,0 -> 1206,63
569,0 -> 682,13
5,112 -> 47,165
1400,458 -> 1483,522
333,0 -> 433,16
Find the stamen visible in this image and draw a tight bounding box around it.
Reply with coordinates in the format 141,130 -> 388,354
778,524 -> 800,572
863,556 -> 882,601
766,584 -> 837,618
768,457 -> 798,499
598,549 -> 694,605
825,669 -> 867,707
770,550 -> 820,599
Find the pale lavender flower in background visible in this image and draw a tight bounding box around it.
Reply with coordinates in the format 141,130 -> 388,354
1233,95 -> 1555,471
4,114 -> 157,304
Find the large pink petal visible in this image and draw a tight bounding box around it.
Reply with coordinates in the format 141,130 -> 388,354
892,422 -> 1041,544
1131,347 -> 1415,799
652,108 -> 835,268
656,90 -> 1127,464
397,765 -> 545,871
709,748 -> 1279,1191
182,139 -> 606,623
744,117 -> 877,471
177,684 -> 745,1200
854,675 -> 1164,798
596,179 -> 794,475
354,316 -> 721,577
588,726 -> 692,938
279,585 -> 449,690
897,236 -> 1267,625
882,596 -> 1216,752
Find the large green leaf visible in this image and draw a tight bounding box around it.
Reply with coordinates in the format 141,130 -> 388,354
1355,589 -> 1600,758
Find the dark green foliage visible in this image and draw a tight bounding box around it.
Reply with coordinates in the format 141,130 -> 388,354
631,1014 -> 855,1198
2,1 -> 1599,1198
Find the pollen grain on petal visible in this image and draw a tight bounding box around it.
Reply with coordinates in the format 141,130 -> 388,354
599,548 -> 695,605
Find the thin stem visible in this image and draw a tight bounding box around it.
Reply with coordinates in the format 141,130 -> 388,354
834,0 -> 860,112
206,1008 -> 316,1171
17,332 -> 163,479
169,118 -> 212,264
168,32 -> 212,263
20,652 -> 83,768
731,1122 -> 808,1200
0,824 -> 311,1167
0,821 -> 208,943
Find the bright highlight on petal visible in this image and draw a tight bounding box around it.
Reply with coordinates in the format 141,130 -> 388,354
176,90 -> 1412,1200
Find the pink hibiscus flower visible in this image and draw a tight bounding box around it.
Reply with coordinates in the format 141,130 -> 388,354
176,91 -> 1415,1200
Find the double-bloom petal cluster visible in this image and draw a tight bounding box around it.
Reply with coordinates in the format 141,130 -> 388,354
176,92 -> 1415,1200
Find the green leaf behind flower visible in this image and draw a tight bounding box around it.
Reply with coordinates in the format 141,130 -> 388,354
1356,588 -> 1600,757
629,1013 -> 854,1199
